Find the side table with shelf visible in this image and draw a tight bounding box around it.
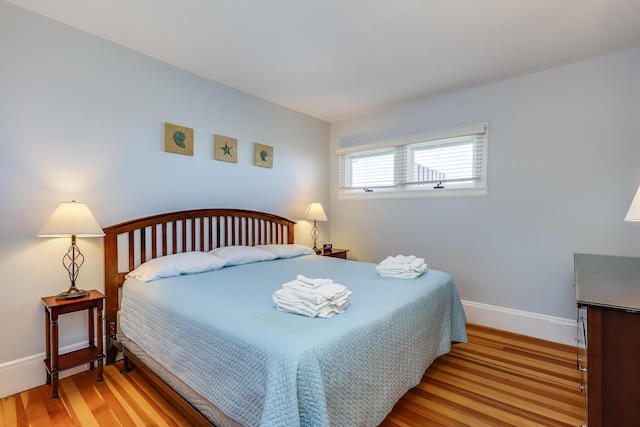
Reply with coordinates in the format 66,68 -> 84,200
41,289 -> 105,398
319,248 -> 349,259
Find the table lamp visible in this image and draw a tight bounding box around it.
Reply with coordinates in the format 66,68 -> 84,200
38,201 -> 105,300
304,202 -> 327,253
625,185 -> 640,222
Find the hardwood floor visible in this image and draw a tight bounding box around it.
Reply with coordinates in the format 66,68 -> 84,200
381,324 -> 585,427
1,324 -> 585,426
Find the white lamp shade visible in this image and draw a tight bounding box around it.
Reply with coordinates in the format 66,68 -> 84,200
304,202 -> 328,221
625,186 -> 640,222
37,201 -> 105,237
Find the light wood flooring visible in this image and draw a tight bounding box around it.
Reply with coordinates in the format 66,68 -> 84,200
1,324 -> 585,426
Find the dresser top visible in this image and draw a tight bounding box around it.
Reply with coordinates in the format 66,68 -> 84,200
575,253 -> 640,311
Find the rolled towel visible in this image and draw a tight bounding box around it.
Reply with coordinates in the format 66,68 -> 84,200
296,274 -> 333,288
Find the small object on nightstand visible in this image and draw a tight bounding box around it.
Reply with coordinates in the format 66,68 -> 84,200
41,290 -> 105,398
320,248 -> 349,259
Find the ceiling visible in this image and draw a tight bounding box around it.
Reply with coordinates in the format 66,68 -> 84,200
8,0 -> 640,122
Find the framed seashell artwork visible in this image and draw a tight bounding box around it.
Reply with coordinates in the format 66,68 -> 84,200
164,122 -> 194,156
254,143 -> 273,168
214,134 -> 238,163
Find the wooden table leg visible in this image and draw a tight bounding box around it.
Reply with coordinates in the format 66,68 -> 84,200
88,306 -> 95,371
96,302 -> 104,382
44,307 -> 51,385
50,311 -> 59,398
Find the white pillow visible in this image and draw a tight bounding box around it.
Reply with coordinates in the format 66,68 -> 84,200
255,244 -> 315,259
125,251 -> 227,282
209,245 -> 277,266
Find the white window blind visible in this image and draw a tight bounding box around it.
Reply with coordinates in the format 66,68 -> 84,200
337,123 -> 488,199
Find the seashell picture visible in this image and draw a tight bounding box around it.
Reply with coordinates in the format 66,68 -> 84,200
164,122 -> 194,156
254,143 -> 273,168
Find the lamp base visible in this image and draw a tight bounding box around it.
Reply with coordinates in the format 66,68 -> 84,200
311,221 -> 321,254
55,287 -> 89,301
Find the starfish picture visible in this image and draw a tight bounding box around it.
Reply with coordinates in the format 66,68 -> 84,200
221,143 -> 233,157
214,135 -> 238,163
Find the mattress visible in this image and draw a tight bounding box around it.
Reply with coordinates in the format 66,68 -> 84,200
118,254 -> 467,426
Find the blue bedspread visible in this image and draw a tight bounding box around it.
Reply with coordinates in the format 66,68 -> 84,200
119,255 -> 467,426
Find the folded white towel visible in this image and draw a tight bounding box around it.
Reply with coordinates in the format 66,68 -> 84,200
376,268 -> 423,279
273,289 -> 330,310
274,286 -> 327,305
283,280 -> 350,300
273,289 -> 351,318
375,254 -> 428,279
273,277 -> 352,318
275,300 -> 344,318
296,274 -> 333,288
379,255 -> 416,265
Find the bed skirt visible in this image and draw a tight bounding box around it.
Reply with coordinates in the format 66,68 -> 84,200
117,314 -> 240,427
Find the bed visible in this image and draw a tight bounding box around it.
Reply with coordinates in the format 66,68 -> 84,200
103,208 -> 467,427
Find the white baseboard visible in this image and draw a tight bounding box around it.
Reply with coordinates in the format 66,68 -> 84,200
462,300 -> 577,346
0,341 -> 96,399
1,301 -> 577,398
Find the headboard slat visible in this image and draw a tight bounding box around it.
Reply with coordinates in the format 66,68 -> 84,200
199,218 -> 205,251
141,227 -> 147,263
128,233 -> 135,272
151,225 -> 157,259
162,223 -> 168,257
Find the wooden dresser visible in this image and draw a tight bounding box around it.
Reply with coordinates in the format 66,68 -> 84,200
574,253 -> 640,427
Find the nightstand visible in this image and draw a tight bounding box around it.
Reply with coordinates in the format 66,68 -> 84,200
41,289 -> 105,398
320,248 -> 349,259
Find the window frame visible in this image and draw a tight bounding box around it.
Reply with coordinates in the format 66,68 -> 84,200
337,123 -> 488,200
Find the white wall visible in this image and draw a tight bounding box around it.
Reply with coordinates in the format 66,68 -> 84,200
0,3 -> 329,397
5,0 -> 640,400
330,46 -> 640,341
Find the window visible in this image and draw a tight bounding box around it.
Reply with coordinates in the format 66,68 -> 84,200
338,123 -> 488,199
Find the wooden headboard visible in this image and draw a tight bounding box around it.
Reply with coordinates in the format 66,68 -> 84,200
103,208 -> 295,363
